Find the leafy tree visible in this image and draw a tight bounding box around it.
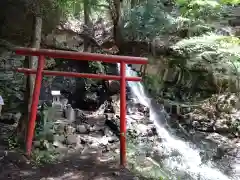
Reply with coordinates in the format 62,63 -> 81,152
176,0 -> 223,21
119,0 -> 240,96
122,0 -> 175,41
16,0 -> 81,148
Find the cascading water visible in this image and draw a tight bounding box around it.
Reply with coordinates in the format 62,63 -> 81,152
118,64 -> 237,180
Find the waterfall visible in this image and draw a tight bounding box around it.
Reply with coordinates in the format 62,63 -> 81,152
119,64 -> 236,180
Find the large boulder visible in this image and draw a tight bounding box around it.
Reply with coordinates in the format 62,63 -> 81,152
106,80 -> 120,94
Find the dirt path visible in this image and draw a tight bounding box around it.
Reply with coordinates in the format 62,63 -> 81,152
0,147 -> 141,180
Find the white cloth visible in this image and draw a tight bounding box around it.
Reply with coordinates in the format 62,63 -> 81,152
0,96 -> 4,105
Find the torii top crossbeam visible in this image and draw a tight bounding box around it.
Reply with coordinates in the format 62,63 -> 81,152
15,47 -> 148,64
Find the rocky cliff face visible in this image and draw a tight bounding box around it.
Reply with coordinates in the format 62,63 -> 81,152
0,9 -> 118,111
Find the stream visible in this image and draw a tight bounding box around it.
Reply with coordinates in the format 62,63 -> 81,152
122,64 -> 239,180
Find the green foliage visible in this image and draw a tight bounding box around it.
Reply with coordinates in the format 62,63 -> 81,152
172,33 -> 240,73
122,0 -> 175,40
143,74 -> 163,96
176,0 -> 223,21
122,0 -> 219,41
88,61 -> 106,73
31,148 -> 58,165
220,0 -> 240,5
35,104 -> 55,141
57,0 -> 108,18
230,120 -> 240,135
122,0 -> 240,95
0,52 -> 25,109
32,104 -> 59,165
8,136 -> 21,150
122,0 -> 240,42
170,33 -> 240,92
127,137 -> 168,180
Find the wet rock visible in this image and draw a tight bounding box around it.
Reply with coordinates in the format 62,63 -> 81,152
76,124 -> 88,133
135,103 -> 149,116
214,121 -> 230,133
92,177 -> 111,180
66,134 -> 81,145
213,145 -> 228,160
148,126 -> 158,136
53,140 -> 65,148
111,95 -> 120,115
103,127 -> 113,136
199,122 -> 213,131
127,101 -> 138,114
43,140 -> 50,149
216,102 -> 234,113
13,112 -> 21,122
148,136 -> 157,143
79,136 -> 88,144
146,128 -> 156,137
192,121 -> 201,128
40,178 -> 55,180
107,136 -> 119,143
45,131 -> 55,142
53,134 -> 65,143
105,119 -> 120,136
181,106 -> 192,114
90,124 -> 103,131
75,109 -> 86,119
187,93 -> 240,138
64,105 -> 76,121
128,129 -> 138,138
33,140 -> 41,148
108,80 -> 120,94
181,117 -> 192,125
112,171 -> 120,176
135,124 -> 150,136
133,177 -> 139,180
54,123 -> 66,134
64,125 -> 76,134
33,140 -> 51,150
103,145 -> 110,152
1,113 -> 13,120
214,118 -> 232,131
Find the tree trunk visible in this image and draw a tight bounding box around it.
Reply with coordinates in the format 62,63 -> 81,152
83,0 -> 90,52
29,15 -> 42,95
16,14 -> 42,142
112,0 -> 122,49
107,0 -> 122,52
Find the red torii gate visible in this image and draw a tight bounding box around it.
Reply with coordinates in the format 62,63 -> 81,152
15,47 -> 147,166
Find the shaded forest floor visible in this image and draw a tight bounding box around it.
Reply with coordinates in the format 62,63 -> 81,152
0,121 -> 143,180
0,146 -> 138,180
